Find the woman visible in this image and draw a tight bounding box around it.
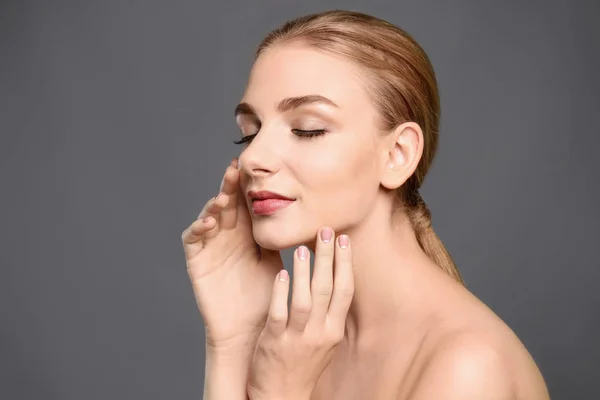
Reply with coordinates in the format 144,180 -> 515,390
182,10 -> 550,400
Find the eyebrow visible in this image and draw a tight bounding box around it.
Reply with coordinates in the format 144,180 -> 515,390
234,95 -> 338,117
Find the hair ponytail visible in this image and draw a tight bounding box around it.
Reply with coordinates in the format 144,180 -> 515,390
405,190 -> 464,285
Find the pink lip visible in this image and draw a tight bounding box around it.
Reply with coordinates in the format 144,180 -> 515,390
247,190 -> 295,216
251,199 -> 294,215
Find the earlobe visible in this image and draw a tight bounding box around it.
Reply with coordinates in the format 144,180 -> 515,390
380,122 -> 423,190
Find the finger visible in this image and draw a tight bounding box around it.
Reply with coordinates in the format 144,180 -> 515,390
327,235 -> 354,330
235,178 -> 252,227
195,159 -> 238,222
183,216 -> 218,244
199,194 -> 228,239
308,227 -> 335,325
198,192 -> 227,219
266,269 -> 290,337
181,216 -> 217,258
219,161 -> 240,229
288,246 -> 312,332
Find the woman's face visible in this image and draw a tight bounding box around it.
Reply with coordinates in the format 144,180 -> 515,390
237,44 -> 387,250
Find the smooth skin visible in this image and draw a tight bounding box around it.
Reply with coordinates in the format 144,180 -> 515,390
183,43 -> 550,399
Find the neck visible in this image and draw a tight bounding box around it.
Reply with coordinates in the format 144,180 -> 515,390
335,199 -> 441,350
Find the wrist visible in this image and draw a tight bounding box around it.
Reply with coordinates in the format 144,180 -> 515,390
247,385 -> 312,400
248,393 -> 310,400
206,344 -> 256,370
203,339 -> 258,400
205,331 -> 260,357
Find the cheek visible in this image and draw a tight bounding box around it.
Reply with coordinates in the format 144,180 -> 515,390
247,143 -> 380,250
296,145 -> 379,222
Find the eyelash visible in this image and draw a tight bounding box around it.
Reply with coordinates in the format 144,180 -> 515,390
233,129 -> 326,145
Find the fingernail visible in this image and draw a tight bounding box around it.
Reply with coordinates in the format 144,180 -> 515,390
202,216 -> 212,223
320,227 -> 333,243
338,235 -> 349,249
215,192 -> 222,199
298,246 -> 308,260
278,269 -> 289,281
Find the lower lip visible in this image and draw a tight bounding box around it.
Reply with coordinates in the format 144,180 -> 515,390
252,199 -> 295,215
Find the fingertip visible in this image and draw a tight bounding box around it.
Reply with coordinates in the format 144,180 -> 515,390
296,246 -> 309,261
278,269 -> 289,282
221,166 -> 240,194
190,216 -> 215,233
215,192 -> 228,203
227,165 -> 240,182
189,219 -> 202,232
319,226 -> 334,245
207,195 -> 226,213
337,234 -> 350,249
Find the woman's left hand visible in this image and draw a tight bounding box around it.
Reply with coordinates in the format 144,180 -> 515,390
247,227 -> 355,400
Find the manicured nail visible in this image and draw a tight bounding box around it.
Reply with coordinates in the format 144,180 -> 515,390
320,227 -> 333,243
279,269 -> 289,281
338,235 -> 349,249
298,246 -> 308,260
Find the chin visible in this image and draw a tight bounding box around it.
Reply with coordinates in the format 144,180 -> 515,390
251,218 -> 314,251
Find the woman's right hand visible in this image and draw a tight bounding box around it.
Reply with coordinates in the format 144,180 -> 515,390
181,158 -> 283,351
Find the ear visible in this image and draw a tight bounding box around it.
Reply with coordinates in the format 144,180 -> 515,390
380,122 -> 424,190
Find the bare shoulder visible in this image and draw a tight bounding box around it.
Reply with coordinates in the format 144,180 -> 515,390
401,282 -> 551,399
406,332 -> 525,399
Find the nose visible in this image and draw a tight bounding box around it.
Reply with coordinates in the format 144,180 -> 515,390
238,128 -> 281,178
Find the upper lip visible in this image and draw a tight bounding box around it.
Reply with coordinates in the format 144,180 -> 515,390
247,190 -> 295,202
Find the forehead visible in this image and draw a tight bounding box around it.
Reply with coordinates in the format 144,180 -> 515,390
242,44 -> 373,113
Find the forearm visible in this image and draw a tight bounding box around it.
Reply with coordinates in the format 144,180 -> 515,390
203,341 -> 255,400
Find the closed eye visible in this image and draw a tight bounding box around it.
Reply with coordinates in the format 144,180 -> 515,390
292,129 -> 326,138
233,133 -> 257,145
233,129 -> 327,145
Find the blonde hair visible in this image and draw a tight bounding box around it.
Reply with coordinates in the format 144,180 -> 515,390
256,10 -> 464,285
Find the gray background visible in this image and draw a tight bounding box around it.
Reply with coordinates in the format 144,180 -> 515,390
1,0 -> 598,399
